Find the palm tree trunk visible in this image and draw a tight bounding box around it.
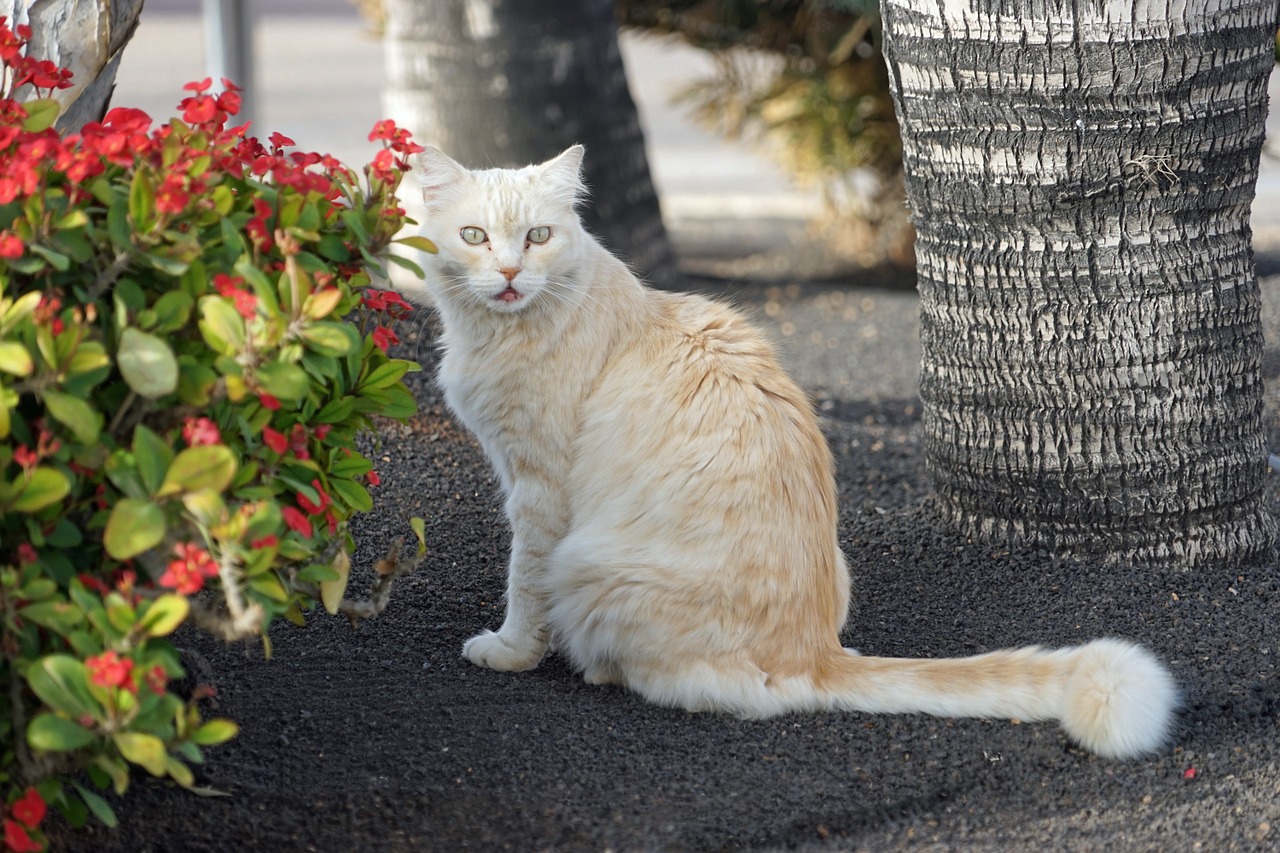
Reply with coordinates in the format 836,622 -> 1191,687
880,0 -> 1277,566
13,0 -> 146,131
382,0 -> 679,287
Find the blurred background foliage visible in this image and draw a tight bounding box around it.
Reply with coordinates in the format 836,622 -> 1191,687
616,0 -> 912,267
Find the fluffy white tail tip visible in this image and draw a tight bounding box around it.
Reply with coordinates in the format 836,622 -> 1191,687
1061,638 -> 1178,759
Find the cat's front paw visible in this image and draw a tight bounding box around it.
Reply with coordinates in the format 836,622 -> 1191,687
462,630 -> 545,672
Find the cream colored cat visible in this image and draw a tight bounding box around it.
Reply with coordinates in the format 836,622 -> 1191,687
410,145 -> 1177,760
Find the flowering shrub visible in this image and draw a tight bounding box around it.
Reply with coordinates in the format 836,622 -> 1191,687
0,19 -> 430,847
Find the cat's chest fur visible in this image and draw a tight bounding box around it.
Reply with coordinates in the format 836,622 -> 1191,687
434,317 -> 608,492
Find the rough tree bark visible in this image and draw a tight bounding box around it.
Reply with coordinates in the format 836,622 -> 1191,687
879,0 -> 1277,566
382,0 -> 679,287
3,0 -> 146,131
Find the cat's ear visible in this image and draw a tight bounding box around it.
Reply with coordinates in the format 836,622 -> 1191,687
539,145 -> 587,203
413,146 -> 469,205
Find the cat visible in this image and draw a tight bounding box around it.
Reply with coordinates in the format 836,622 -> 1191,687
408,144 -> 1177,760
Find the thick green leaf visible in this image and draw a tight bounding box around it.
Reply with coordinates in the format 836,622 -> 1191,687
114,732 -> 168,776
157,445 -> 237,497
313,395 -> 356,425
384,252 -> 425,278
256,361 -> 310,401
190,718 -> 240,746
320,549 -> 350,615
411,516 -> 427,555
139,594 -> 190,638
151,290 -> 194,334
197,296 -> 245,355
103,498 -> 166,559
118,327 -> 179,398
129,169 -> 156,231
300,322 -> 356,357
329,478 -> 372,513
394,234 -> 438,254
132,424 -> 174,495
0,340 -> 33,376
26,655 -> 101,719
9,466 -> 71,512
44,390 -> 100,443
28,712 -> 96,752
92,754 -> 131,796
72,783 -> 119,828
22,98 -> 61,132
360,359 -> 412,390
20,600 -> 84,634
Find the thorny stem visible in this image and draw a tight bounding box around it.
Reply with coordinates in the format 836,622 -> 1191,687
89,250 -> 134,301
291,536 -> 423,628
213,548 -> 264,640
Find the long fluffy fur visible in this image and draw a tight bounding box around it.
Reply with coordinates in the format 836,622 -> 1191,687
407,145 -> 1178,760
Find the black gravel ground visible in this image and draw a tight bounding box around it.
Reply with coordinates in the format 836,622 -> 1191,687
54,260 -> 1280,852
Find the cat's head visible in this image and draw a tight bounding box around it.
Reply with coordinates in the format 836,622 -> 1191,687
412,146 -> 587,315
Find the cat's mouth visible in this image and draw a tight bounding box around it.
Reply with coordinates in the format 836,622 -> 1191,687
495,286 -> 523,304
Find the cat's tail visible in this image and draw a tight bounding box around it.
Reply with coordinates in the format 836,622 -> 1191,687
807,639 -> 1177,759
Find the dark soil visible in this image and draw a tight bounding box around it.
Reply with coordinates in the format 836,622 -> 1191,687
53,271 -> 1280,852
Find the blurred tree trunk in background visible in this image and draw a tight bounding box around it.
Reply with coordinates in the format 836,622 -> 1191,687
3,0 -> 146,131
881,0 -> 1276,566
382,0 -> 679,287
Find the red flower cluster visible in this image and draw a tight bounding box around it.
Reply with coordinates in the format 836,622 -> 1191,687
361,288 -> 413,320
213,273 -> 257,320
262,422 -> 325,460
159,542 -> 219,595
182,416 -> 223,447
367,118 -> 424,183
85,650 -> 134,692
3,786 -> 45,853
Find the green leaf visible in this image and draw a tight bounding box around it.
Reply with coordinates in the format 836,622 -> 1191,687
329,478 -> 372,513
181,489 -> 226,527
65,341 -> 111,377
138,594 -> 190,638
411,516 -> 427,556
157,445 -> 237,497
28,712 -> 96,752
190,718 -> 240,746
384,252 -> 425,278
152,290 -> 194,334
319,549 -> 350,615
92,754 -> 131,796
103,497 -> 166,559
313,395 -> 356,425
72,783 -> 119,828
256,361 -> 310,401
22,98 -> 61,132
44,389 -> 100,443
118,327 -> 179,398
132,425 -> 174,495
380,386 -> 418,420
20,600 -> 84,634
197,295 -> 245,355
394,234 -> 438,254
9,466 -> 71,512
2,290 -> 42,330
26,655 -> 101,719
300,322 -> 356,357
129,168 -> 156,231
114,732 -> 168,776
360,359 -> 412,391
0,340 -> 33,376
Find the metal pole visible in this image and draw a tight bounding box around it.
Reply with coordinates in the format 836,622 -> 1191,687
202,0 -> 255,129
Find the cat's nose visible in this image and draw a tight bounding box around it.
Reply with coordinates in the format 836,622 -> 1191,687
499,267 -> 521,282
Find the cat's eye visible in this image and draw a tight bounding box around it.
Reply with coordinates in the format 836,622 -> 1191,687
527,226 -> 551,245
460,226 -> 488,245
